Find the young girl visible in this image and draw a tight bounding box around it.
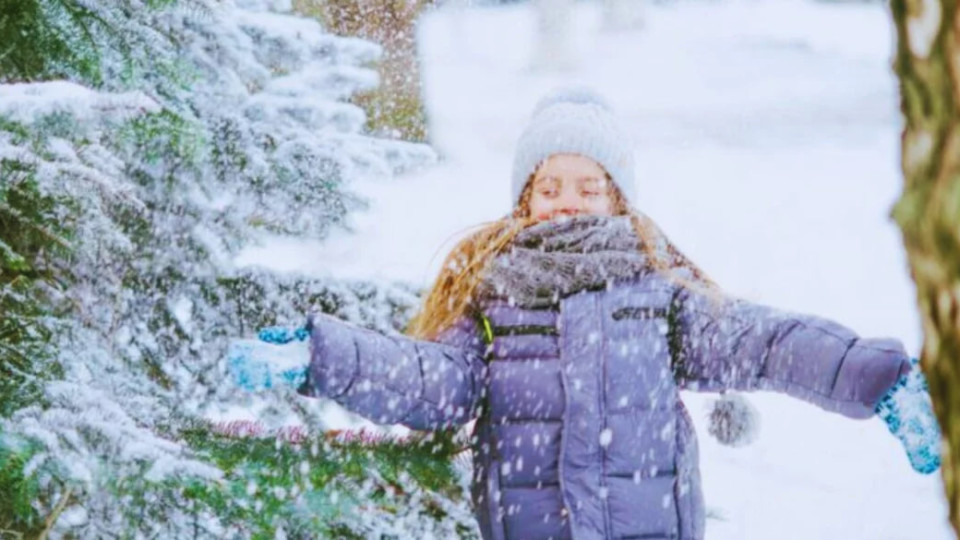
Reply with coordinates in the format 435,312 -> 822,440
289,88 -> 925,540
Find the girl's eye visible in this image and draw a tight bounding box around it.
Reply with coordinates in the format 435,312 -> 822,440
578,178 -> 605,198
538,188 -> 558,197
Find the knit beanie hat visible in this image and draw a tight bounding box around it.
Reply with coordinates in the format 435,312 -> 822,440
511,87 -> 636,206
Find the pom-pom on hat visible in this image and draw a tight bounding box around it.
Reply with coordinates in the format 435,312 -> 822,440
511,86 -> 636,206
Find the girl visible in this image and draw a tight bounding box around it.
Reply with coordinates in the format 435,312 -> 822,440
285,88 -> 928,539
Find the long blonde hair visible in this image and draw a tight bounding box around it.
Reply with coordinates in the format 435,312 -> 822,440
406,176 -> 720,340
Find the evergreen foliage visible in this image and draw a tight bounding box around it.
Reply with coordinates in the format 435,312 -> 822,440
0,159 -> 67,417
0,0 -> 467,537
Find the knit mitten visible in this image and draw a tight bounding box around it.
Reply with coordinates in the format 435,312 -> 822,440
875,357 -> 941,475
257,325 -> 310,345
227,325 -> 310,392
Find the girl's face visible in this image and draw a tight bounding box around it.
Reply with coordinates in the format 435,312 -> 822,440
526,153 -> 615,222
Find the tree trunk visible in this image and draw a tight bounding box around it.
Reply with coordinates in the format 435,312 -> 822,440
890,0 -> 960,534
532,0 -> 577,71
295,0 -> 431,142
601,0 -> 644,32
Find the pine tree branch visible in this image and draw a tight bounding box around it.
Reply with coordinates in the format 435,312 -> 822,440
0,528 -> 24,539
0,202 -> 69,250
37,486 -> 71,540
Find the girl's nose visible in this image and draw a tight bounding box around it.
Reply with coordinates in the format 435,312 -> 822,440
555,189 -> 585,212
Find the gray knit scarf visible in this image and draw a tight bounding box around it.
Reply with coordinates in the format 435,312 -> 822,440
477,215 -> 760,448
477,215 -> 656,309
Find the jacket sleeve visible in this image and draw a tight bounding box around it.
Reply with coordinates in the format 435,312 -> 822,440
671,285 -> 911,419
297,312 -> 488,430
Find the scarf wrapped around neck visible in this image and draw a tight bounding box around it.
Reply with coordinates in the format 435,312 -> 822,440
476,214 -> 761,448
477,215 -> 657,309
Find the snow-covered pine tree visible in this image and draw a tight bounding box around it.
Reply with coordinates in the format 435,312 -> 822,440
0,0 -> 476,537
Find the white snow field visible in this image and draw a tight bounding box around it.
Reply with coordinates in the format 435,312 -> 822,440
241,0 -> 953,538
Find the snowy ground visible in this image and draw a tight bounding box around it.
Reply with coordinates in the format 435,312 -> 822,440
240,0 -> 952,537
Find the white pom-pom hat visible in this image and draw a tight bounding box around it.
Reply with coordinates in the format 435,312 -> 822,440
511,86 -> 637,206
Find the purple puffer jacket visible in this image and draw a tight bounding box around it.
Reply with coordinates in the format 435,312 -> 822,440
299,271 -> 910,540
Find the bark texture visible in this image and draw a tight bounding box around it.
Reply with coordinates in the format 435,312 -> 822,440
891,0 -> 960,534
296,0 -> 431,142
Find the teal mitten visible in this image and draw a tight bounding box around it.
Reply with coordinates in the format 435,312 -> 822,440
875,357 -> 942,475
227,325 -> 310,392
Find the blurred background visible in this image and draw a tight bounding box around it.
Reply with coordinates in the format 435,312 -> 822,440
1,0 -> 953,537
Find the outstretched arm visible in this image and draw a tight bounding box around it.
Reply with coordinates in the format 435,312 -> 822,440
671,285 -> 911,419
298,313 -> 488,430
